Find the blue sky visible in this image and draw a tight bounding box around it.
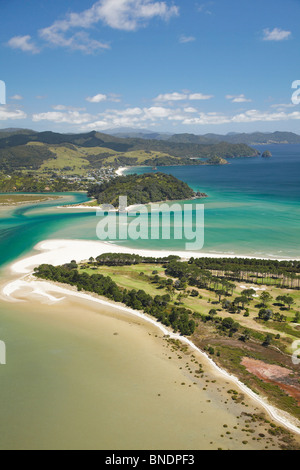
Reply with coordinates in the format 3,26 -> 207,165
1,0 -> 300,134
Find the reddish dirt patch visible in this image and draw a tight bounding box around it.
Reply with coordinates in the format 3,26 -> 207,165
242,357 -> 300,405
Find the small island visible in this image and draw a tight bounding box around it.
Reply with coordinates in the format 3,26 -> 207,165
88,172 -> 207,208
262,150 -> 272,158
206,155 -> 229,165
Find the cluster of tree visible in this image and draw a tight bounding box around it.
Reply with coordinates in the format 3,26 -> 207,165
187,257 -> 300,290
95,253 -> 180,266
276,295 -> 295,310
34,263 -> 196,336
165,259 -> 236,296
196,309 -> 240,338
0,145 -> 55,172
88,173 -> 198,207
0,172 -> 87,193
197,309 -> 275,347
131,139 -> 259,159
258,309 -> 287,323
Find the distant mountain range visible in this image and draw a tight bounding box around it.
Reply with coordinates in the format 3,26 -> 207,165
1,127 -> 300,145
0,129 -> 259,174
168,131 -> 300,145
106,128 -> 300,145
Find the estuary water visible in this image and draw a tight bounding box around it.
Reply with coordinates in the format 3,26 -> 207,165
0,144 -> 299,269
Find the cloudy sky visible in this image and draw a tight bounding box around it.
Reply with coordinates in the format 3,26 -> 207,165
1,0 -> 300,134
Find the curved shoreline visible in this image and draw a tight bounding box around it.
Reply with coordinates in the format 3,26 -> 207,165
3,237 -> 300,436
3,275 -> 300,436
9,239 -> 299,276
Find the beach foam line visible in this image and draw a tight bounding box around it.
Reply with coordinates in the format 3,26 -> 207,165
3,274 -> 300,436
10,238 -> 297,276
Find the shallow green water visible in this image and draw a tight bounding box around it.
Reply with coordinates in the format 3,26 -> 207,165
0,295 -> 272,450
0,192 -> 90,267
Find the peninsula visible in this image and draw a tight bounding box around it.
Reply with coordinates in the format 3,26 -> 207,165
87,172 -> 207,208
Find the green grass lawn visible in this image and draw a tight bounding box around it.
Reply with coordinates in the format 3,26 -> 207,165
80,264 -> 166,297
79,262 -> 300,344
38,145 -> 91,175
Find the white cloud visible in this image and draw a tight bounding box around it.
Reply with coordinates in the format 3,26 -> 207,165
184,107 -> 198,113
114,107 -> 143,116
231,109 -> 300,123
179,35 -> 196,44
89,0 -> 179,31
270,103 -> 297,110
108,93 -> 122,103
39,29 -> 110,54
154,92 -> 187,102
86,94 -> 108,103
83,120 -> 111,130
38,0 -> 179,53
182,113 -> 230,126
226,94 -> 252,103
197,2 -> 214,15
143,106 -> 172,119
263,28 -> 291,41
86,93 -> 122,103
7,35 -> 40,54
32,110 -> 95,124
189,93 -> 214,100
154,92 -> 213,102
29,101 -> 300,132
0,106 -> 27,121
10,95 -> 23,101
52,105 -> 87,111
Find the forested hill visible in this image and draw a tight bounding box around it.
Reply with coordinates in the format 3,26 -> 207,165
0,129 -> 259,173
88,172 -> 203,207
166,131 -> 300,145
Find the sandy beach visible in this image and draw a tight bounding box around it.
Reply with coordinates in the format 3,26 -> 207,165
10,238 -> 297,276
115,167 -> 129,176
1,286 -> 290,450
2,237 -> 300,438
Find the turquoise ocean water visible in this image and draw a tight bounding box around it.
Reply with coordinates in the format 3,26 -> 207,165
0,144 -> 299,270
123,144 -> 300,258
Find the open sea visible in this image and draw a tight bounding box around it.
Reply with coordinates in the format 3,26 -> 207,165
123,144 -> 300,258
